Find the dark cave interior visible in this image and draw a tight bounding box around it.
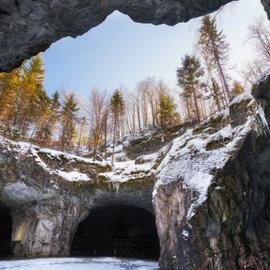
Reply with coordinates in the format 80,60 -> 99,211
0,206 -> 12,258
71,205 -> 159,259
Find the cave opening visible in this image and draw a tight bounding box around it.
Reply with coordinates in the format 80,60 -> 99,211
70,205 -> 159,259
0,206 -> 13,258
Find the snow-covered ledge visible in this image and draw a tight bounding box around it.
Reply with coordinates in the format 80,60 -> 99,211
152,71 -> 270,269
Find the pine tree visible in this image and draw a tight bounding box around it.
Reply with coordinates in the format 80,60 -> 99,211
110,90 -> 125,166
0,67 -> 21,130
59,93 -> 79,151
177,55 -> 204,122
35,91 -> 60,146
210,78 -> 223,111
14,55 -> 45,136
158,92 -> 179,128
198,15 -> 231,102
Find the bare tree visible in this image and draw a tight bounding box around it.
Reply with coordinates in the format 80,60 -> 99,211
249,18 -> 270,65
241,59 -> 266,88
87,88 -> 107,160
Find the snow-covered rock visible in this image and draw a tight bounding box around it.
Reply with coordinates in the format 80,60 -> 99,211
152,74 -> 270,269
1,73 -> 270,269
0,137 -> 156,258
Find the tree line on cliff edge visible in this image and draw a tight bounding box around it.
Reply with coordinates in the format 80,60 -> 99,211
0,15 -> 268,165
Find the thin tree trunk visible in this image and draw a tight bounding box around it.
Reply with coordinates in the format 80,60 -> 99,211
136,105 -> 141,131
104,117 -> 107,160
185,98 -> 191,120
111,115 -> 117,167
191,84 -> 201,122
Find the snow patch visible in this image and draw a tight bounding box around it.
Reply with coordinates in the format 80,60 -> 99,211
229,87 -> 254,107
154,115 -> 255,220
182,230 -> 189,238
56,170 -> 90,182
254,66 -> 270,85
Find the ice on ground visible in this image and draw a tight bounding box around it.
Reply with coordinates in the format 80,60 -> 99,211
0,257 -> 158,270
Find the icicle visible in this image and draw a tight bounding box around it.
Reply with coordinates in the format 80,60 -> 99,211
112,182 -> 120,193
257,106 -> 270,134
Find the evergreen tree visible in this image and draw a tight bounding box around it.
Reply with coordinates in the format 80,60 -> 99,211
177,55 -> 204,122
59,93 -> 79,151
14,55 -> 45,136
158,92 -> 179,128
209,78 -> 223,111
35,91 -> 60,146
0,67 -> 21,129
110,90 -> 125,166
198,15 -> 231,102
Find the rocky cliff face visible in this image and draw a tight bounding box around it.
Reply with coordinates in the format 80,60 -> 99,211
1,76 -> 270,268
262,0 -> 270,18
0,139 -> 156,257
0,0 -> 236,72
153,75 -> 270,269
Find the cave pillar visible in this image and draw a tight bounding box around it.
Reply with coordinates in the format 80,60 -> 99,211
153,182 -> 190,270
10,201 -> 88,257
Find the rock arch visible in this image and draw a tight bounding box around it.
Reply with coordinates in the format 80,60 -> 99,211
0,0 -> 242,72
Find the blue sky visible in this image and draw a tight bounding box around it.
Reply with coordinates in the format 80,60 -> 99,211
43,0 -> 266,98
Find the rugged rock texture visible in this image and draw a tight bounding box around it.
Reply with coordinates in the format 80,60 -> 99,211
124,122 -> 192,158
1,79 -> 270,268
12,201 -> 88,257
262,0 -> 270,19
0,0 -> 236,72
153,78 -> 270,269
0,141 -> 156,257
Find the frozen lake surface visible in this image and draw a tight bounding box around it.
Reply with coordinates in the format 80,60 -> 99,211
0,257 -> 159,270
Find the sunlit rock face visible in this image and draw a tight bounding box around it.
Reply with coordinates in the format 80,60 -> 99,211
1,75 -> 270,268
153,74 -> 270,269
0,138 -> 156,258
0,0 -> 236,72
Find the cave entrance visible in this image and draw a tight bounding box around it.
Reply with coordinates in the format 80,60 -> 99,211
0,206 -> 13,258
71,205 -> 159,259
